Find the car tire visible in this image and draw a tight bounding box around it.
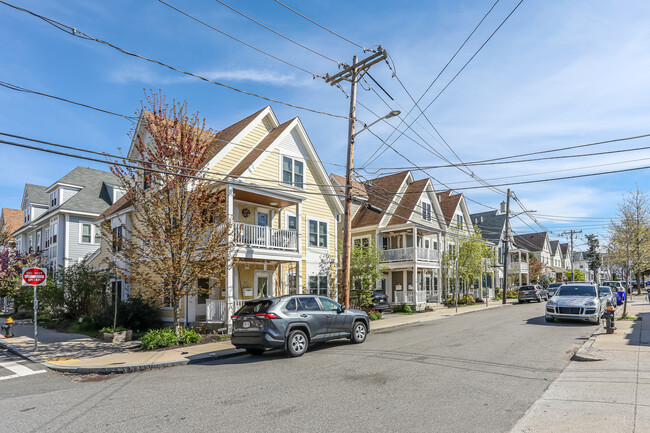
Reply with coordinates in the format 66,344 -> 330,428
286,330 -> 308,357
245,348 -> 265,356
545,316 -> 555,323
351,321 -> 367,344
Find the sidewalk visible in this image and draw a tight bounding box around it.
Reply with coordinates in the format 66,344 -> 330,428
0,299 -> 514,374
510,296 -> 650,433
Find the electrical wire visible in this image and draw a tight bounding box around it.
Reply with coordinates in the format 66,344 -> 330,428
157,0 -> 322,77
214,0 -> 341,65
272,0 -> 371,52
0,0 -> 346,119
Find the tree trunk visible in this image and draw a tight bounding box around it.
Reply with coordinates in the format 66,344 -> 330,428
173,302 -> 181,336
636,272 -> 642,295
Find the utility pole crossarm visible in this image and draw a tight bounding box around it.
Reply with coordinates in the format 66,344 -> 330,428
325,47 -> 387,86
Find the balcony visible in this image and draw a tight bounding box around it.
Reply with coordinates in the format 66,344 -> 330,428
381,248 -> 440,263
233,222 -> 297,251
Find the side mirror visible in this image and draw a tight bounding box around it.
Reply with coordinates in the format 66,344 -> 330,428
339,305 -> 346,313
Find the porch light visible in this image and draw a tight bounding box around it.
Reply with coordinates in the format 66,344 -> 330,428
269,202 -> 278,206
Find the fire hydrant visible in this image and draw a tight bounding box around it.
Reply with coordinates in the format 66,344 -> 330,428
1,317 -> 14,338
604,306 -> 616,334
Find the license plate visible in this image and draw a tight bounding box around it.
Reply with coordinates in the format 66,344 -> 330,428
242,321 -> 250,328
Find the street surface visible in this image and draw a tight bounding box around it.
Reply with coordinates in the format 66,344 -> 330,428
2,303 -> 597,433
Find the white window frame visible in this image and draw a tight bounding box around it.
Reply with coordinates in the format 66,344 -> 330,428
50,189 -> 59,208
50,221 -> 58,245
421,201 -> 432,221
44,227 -> 50,248
308,274 -> 329,296
24,208 -> 30,223
36,232 -> 41,253
307,216 -> 328,249
280,155 -> 305,189
80,222 -> 93,244
285,212 -> 297,231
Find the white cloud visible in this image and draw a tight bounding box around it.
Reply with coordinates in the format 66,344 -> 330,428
198,69 -> 312,87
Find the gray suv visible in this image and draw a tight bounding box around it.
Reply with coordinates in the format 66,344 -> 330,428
231,295 -> 370,357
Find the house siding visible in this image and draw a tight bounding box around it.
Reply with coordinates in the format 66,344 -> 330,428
211,120 -> 270,176
68,216 -> 101,263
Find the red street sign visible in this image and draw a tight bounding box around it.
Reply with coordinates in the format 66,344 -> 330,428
22,267 -> 47,286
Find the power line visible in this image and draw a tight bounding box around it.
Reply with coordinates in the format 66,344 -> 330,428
157,0 -> 322,77
272,0 -> 371,52
0,0 -> 346,120
214,0 -> 341,65
0,80 -> 347,167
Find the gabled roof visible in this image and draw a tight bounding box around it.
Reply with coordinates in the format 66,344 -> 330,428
513,232 -> 548,252
1,208 -> 22,234
560,243 -> 569,257
228,118 -> 294,177
436,190 -> 462,226
550,240 -> 561,256
330,174 -> 368,200
95,193 -> 132,222
351,171 -> 410,229
470,210 -> 506,245
25,184 -> 48,206
204,107 -> 267,164
387,178 -> 429,226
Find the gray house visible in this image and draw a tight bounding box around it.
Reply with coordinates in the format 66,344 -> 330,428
12,166 -> 122,269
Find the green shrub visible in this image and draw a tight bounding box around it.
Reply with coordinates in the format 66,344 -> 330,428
140,328 -> 178,350
392,303 -> 412,313
179,328 -> 202,344
367,310 -> 382,321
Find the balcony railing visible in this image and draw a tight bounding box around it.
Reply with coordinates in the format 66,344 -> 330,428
509,262 -> 529,273
233,222 -> 297,251
381,247 -> 440,263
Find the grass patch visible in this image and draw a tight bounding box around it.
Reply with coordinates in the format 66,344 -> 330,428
617,313 -> 642,321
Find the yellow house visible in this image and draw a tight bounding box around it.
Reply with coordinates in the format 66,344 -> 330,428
89,106 -> 343,328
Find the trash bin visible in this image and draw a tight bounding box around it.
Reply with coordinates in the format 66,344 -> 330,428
615,290 -> 626,305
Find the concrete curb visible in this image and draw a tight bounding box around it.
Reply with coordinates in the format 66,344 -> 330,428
569,303 -> 624,362
0,338 -> 245,374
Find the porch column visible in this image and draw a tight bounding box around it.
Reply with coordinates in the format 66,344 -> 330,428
437,268 -> 442,303
297,260 -> 303,295
295,202 -> 301,254
518,250 -> 522,287
226,185 -> 235,332
526,252 -> 530,284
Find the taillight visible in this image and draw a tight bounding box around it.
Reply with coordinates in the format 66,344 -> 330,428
231,315 -> 238,319
534,288 -> 538,293
255,313 -> 279,319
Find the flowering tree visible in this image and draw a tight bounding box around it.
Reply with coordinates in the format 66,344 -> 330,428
109,91 -> 234,334
0,248 -> 43,305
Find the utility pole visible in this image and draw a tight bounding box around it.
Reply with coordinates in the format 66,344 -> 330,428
502,189 -> 511,304
560,229 -> 582,281
326,48 -> 388,308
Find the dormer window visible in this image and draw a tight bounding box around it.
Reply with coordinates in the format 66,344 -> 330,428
50,190 -> 59,208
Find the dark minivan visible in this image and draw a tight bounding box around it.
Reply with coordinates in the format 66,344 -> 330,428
231,295 -> 370,357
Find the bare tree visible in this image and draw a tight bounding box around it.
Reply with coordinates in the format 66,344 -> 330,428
108,91 -> 234,334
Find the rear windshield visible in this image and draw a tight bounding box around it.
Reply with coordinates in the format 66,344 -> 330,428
549,283 -> 562,288
237,300 -> 273,315
599,287 -> 612,294
519,286 -> 535,290
603,282 -> 621,288
556,285 -> 596,297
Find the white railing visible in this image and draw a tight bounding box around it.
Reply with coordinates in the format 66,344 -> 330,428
233,222 -> 297,251
382,248 -> 439,262
416,290 -> 427,304
393,291 -> 426,304
205,299 -> 247,322
416,248 -> 440,262
509,262 -> 529,273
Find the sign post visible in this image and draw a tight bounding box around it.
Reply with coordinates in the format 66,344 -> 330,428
21,267 -> 47,349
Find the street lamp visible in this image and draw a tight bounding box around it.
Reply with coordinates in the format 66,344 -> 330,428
341,109 -> 400,308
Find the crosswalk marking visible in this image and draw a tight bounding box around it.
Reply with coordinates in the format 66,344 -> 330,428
0,360 -> 46,381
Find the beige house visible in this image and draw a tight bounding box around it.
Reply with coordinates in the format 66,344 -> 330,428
90,106 -> 342,328
331,171 -> 446,309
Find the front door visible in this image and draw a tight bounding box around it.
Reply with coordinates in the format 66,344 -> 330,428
255,271 -> 273,298
195,278 -> 210,320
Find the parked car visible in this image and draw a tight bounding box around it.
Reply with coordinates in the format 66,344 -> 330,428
231,295 -> 370,357
518,285 -> 548,303
369,291 -> 390,311
601,281 -> 627,305
545,284 -> 605,323
547,282 -> 564,297
598,286 -> 617,308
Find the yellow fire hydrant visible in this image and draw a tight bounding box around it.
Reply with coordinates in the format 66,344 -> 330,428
1,317 -> 14,338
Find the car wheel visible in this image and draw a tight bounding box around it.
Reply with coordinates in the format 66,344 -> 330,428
351,321 -> 367,344
545,316 -> 555,323
245,348 -> 265,356
286,330 -> 308,357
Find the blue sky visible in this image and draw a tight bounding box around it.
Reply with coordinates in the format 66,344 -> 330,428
2,0 -> 650,249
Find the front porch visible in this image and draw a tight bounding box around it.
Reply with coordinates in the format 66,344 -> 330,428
383,266 -> 441,310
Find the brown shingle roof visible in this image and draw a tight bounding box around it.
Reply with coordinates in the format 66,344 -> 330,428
204,107 -> 267,164
1,208 -> 22,235
560,243 -> 569,257
351,171 -> 410,228
228,119 -> 294,177
330,174 -> 368,199
436,190 -> 462,226
513,232 -> 547,252
94,194 -> 132,222
387,179 -> 428,226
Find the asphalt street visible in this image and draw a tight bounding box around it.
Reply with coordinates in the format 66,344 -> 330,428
2,302 -> 598,433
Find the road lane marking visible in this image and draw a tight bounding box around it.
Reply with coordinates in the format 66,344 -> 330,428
0,361 -> 46,380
